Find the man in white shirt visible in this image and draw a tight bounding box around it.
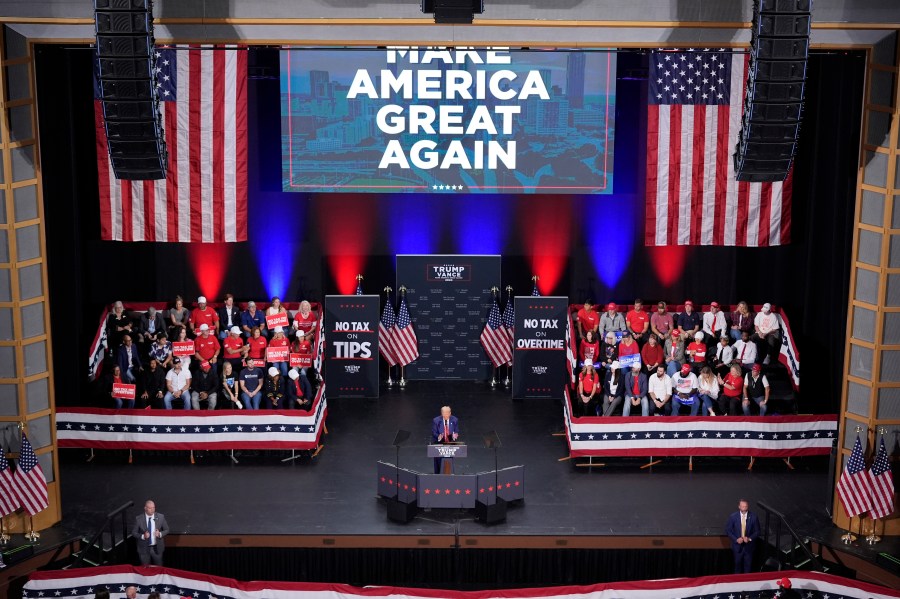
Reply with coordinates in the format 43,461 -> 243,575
752,302 -> 781,365
648,365 -> 672,416
671,363 -> 700,416
732,330 -> 757,372
711,334 -> 735,377
163,358 -> 192,409
702,301 -> 728,350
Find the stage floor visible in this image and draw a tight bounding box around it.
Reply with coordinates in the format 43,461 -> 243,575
57,381 -> 838,539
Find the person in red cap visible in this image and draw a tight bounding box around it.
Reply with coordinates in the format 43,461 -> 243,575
576,300 -> 601,340
671,363 -> 699,416
650,301 -> 674,342
675,300 -> 702,341
664,328 -> 685,377
599,302 -> 625,339
625,298 -> 650,349
702,301 -> 728,351
743,364 -> 770,416
725,498 -> 759,573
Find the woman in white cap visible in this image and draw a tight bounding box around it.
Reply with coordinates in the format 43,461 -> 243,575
601,361 -> 625,417
264,366 -> 285,409
222,326 -> 248,375
286,369 -> 312,411
685,331 -> 708,375
268,326 -> 290,377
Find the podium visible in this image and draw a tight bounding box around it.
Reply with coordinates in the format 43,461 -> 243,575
427,442 -> 467,474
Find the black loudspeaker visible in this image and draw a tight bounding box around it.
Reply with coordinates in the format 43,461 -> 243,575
94,0 -> 167,180
386,497 -> 418,523
421,0 -> 484,24
733,0 -> 811,182
475,497 -> 507,524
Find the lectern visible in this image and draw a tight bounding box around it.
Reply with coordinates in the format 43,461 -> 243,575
427,442 -> 467,474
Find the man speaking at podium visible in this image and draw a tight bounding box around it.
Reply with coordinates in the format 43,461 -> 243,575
431,405 -> 460,473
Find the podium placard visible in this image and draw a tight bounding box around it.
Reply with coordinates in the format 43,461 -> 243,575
426,444 -> 467,459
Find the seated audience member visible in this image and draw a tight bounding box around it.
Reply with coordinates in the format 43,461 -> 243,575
105,365 -> 134,409
247,326 -> 268,363
576,300 -> 600,340
711,335 -> 735,378
579,330 -> 600,368
743,364 -> 770,416
222,326 -> 248,375
220,361 -> 241,409
600,331 -> 618,372
264,367 -> 285,409
291,331 -> 316,381
173,326 -> 192,372
268,326 -> 290,377
719,364 -> 745,415
286,368 -> 312,410
216,293 -> 241,340
241,301 -> 266,337
617,331 -> 639,361
702,301 -> 728,349
599,302 -> 626,339
190,296 -> 218,336
625,298 -> 650,348
117,335 -> 143,384
148,332 -> 173,369
193,323 -> 221,378
697,366 -> 720,416
641,333 -> 664,375
601,361 -> 625,417
576,362 -> 600,417
167,295 -> 190,338
191,361 -> 218,410
648,365 -> 672,416
140,358 -> 166,409
623,362 -> 648,417
685,331 -> 707,374
239,358 -> 264,410
730,300 -> 754,342
163,358 -> 192,410
650,301 -> 674,342
106,300 -> 133,352
265,297 -> 289,338
664,329 -> 685,377
752,302 -> 781,365
676,300 -> 701,341
139,306 -> 166,346
293,300 -> 318,342
671,363 -> 700,416
733,330 -> 758,371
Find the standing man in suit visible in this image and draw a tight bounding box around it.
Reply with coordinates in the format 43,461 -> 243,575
132,499 -> 169,566
431,405 -> 459,474
725,498 -> 759,573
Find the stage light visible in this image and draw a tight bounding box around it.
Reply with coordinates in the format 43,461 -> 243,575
316,194 -> 376,294
421,0 -> 484,24
387,194 -> 440,255
588,195 -> 634,288
454,195 -> 509,255
186,242 -> 233,301
518,196 -> 571,295
250,193 -> 303,300
647,245 -> 690,288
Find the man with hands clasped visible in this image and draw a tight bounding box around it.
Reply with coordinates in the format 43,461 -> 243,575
132,499 -> 169,566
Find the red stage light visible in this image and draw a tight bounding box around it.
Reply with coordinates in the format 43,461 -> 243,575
518,197 -> 572,294
186,242 -> 233,300
647,245 -> 690,287
315,195 -> 376,294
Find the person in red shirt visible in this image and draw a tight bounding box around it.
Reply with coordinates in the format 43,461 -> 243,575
268,326 -> 290,377
576,300 -> 600,340
222,326 -> 249,376
686,331 -> 708,374
719,363 -> 744,415
640,333 -> 664,375
246,326 -> 268,362
576,362 -> 600,417
292,300 -> 318,343
190,296 -> 218,336
290,331 -> 317,401
579,330 -> 600,368
625,298 -> 651,348
617,332 -> 640,359
193,323 -> 221,378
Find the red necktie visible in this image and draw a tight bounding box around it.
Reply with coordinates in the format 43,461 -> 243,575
632,376 -> 640,395
445,420 -> 449,442
740,345 -> 746,360
295,380 -> 303,398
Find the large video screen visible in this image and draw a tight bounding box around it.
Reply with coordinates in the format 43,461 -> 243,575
280,47 -> 616,193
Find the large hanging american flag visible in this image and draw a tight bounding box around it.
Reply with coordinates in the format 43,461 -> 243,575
392,295 -> 419,366
646,49 -> 792,247
94,46 -> 248,242
378,296 -> 398,367
13,433 -> 48,516
868,437 -> 895,520
481,297 -> 512,368
0,451 -> 19,516
837,435 -> 874,518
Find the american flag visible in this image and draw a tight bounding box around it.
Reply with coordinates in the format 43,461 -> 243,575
837,436 -> 874,518
532,283 -> 541,296
94,46 -> 248,242
868,437 -> 895,520
481,297 -> 512,368
13,433 -> 48,516
646,49 -> 792,247
0,451 -> 19,517
565,309 -> 577,383
500,295 -> 515,366
392,295 -> 419,366
355,280 -> 363,295
378,296 -> 398,367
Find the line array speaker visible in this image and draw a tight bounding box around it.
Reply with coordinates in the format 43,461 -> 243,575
421,0 -> 484,24
733,0 -> 811,182
94,0 -> 167,180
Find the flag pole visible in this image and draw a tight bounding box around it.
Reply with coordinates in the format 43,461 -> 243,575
489,286 -> 499,388
841,425 -> 864,544
0,517 -> 8,545
398,287 -> 407,388
384,286 -> 394,387
504,285 -> 514,388
25,515 -> 39,542
867,426 -> 887,545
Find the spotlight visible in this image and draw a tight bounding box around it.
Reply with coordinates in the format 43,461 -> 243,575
421,0 -> 484,24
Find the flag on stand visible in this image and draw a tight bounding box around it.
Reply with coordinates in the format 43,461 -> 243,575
12,433 -> 48,516
500,295 -> 515,366
646,49 -> 792,247
355,280 -> 363,295
392,295 -> 419,366
481,297 -> 513,368
868,436 -> 895,520
0,451 -> 19,516
532,283 -> 541,296
836,435 -> 874,518
378,296 -> 398,367
94,45 -> 248,243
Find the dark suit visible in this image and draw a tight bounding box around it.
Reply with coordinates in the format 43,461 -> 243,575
116,345 -> 142,383
725,509 -> 760,573
139,312 -> 166,342
431,415 -> 459,474
217,305 -> 242,336
132,512 -> 169,565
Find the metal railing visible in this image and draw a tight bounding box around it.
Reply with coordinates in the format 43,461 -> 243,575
757,500 -> 825,572
70,500 -> 134,568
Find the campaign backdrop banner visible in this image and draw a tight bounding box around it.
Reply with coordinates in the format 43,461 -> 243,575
325,295 -> 380,398
396,255 -> 500,380
280,48 -> 616,194
513,296 -> 569,399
